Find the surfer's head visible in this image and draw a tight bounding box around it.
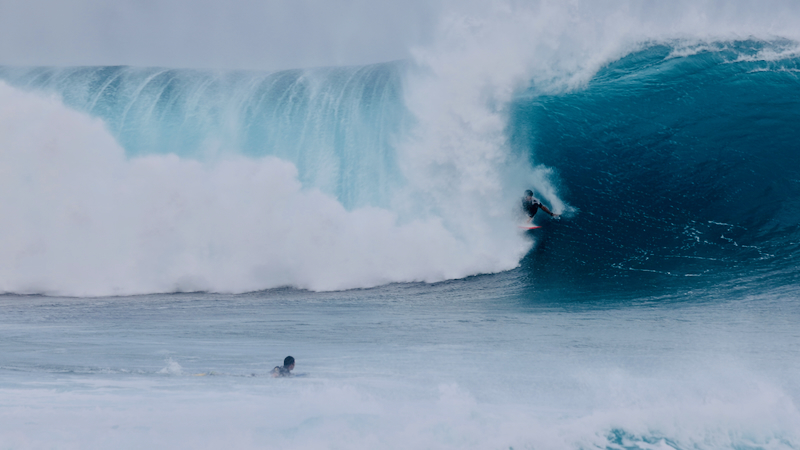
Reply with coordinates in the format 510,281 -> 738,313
524,190 -> 533,198
284,356 -> 295,369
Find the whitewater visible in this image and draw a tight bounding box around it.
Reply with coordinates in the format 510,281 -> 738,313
1,1 -> 799,449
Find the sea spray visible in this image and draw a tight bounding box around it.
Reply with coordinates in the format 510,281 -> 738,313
0,81 -> 529,296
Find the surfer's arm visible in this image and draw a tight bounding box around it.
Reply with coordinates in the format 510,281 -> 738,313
540,205 -> 559,217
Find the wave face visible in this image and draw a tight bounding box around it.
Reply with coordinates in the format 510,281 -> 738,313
0,64 -> 410,209
511,40 -> 800,291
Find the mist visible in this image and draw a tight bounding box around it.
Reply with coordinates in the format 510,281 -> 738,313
3,0 -> 800,71
0,0 -> 442,70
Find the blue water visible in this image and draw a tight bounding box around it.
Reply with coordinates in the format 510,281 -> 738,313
0,37 -> 799,449
1,281 -> 798,449
510,41 -> 800,296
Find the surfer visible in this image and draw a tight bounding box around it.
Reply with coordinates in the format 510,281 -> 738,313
271,356 -> 295,378
522,190 -> 558,223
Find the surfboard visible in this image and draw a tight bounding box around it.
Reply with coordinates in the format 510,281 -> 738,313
518,225 -> 542,230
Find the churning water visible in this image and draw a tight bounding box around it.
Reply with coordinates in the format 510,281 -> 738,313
1,2 -> 799,448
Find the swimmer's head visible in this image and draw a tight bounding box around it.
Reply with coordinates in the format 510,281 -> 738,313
524,190 -> 533,197
284,356 -> 295,368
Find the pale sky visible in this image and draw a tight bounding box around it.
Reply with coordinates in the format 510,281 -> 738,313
0,0 -> 443,70
2,0 -> 799,71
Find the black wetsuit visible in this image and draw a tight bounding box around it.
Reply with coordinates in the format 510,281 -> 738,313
522,197 -> 543,218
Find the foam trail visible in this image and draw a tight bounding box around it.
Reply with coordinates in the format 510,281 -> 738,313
0,82 -> 529,296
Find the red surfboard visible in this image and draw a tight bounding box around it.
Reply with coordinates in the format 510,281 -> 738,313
518,225 -> 542,230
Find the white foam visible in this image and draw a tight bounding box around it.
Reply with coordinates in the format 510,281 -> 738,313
157,358 -> 184,375
0,369 -> 797,450
0,82 -> 530,296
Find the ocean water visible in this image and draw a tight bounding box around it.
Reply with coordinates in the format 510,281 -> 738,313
1,2 -> 800,449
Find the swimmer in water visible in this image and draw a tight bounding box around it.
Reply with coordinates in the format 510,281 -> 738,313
271,356 -> 295,378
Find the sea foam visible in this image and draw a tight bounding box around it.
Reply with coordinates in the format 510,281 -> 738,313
0,82 -> 530,296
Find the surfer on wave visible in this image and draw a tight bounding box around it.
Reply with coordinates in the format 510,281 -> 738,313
522,190 -> 559,223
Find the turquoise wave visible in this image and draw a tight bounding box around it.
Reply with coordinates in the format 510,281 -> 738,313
0,62 -> 411,209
